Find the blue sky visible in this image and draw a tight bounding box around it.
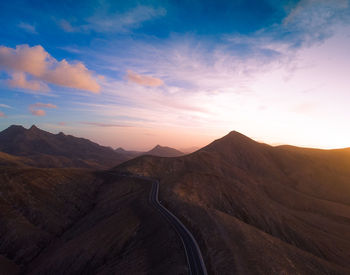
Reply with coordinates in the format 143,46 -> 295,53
0,0 -> 350,150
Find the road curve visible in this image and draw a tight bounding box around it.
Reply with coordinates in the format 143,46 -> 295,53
149,180 -> 208,275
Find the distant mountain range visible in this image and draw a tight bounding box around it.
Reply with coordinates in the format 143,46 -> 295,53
0,125 -> 185,169
115,145 -> 184,158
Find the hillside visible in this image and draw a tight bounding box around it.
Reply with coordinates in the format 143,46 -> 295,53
0,151 -> 34,167
0,125 -> 129,169
0,168 -> 187,274
115,131 -> 350,274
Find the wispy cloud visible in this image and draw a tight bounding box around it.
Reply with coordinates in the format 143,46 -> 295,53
126,70 -> 164,87
60,5 -> 166,33
80,122 -> 132,127
0,104 -> 11,108
29,102 -> 57,116
282,0 -> 349,46
18,22 -> 38,34
0,44 -> 100,93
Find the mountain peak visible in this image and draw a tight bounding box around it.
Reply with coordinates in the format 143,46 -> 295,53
201,130 -> 261,156
7,125 -> 25,130
146,145 -> 184,157
29,124 -> 39,131
221,130 -> 256,143
226,130 -> 249,138
0,125 -> 26,136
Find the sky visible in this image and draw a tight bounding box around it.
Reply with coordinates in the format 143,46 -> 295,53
0,0 -> 350,151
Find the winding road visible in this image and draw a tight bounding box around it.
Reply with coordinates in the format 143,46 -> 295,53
149,179 -> 208,275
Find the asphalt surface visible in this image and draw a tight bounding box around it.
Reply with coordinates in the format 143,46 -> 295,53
149,180 -> 208,275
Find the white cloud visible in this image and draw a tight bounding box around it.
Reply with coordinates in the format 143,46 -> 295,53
0,44 -> 100,93
29,102 -> 57,116
0,104 -> 11,108
9,72 -> 48,91
126,70 -> 164,87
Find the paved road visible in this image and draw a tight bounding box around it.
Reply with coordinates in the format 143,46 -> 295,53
149,180 -> 208,275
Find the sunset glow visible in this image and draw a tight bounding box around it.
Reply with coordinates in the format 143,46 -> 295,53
0,0 -> 349,150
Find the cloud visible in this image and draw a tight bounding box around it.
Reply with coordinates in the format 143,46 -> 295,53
0,104 -> 11,108
80,122 -> 132,127
126,70 -> 164,87
18,22 -> 38,34
30,109 -> 46,116
31,103 -> 57,109
0,111 -> 6,118
0,44 -> 100,93
9,72 -> 48,91
60,20 -> 75,32
29,102 -> 57,116
282,0 -> 350,46
61,5 -> 166,33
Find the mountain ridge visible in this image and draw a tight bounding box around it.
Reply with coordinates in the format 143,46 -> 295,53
0,125 -> 128,169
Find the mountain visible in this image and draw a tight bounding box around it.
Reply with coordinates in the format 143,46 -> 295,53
115,131 -> 350,274
0,126 -> 190,274
2,129 -> 350,274
0,125 -> 130,169
114,145 -> 184,159
144,145 -> 184,157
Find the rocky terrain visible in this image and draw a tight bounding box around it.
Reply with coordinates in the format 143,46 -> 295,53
115,131 -> 350,274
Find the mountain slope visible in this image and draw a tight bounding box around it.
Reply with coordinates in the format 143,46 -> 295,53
0,125 -> 129,169
115,131 -> 350,274
0,168 -> 187,274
